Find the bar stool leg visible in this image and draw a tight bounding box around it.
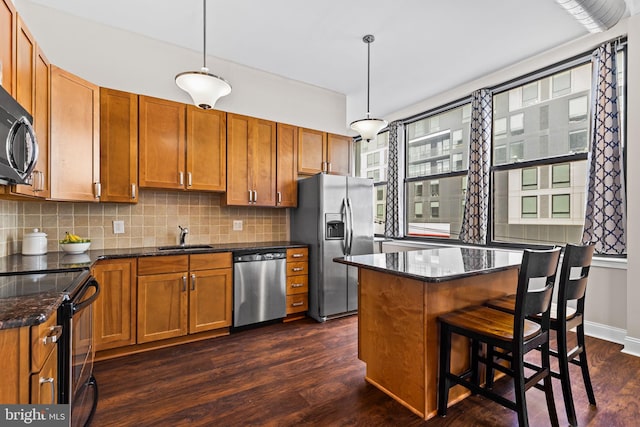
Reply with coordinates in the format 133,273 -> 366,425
577,323 -> 596,405
485,344 -> 495,390
438,324 -> 452,416
512,348 -> 530,427
557,325 -> 577,426
471,339 -> 480,390
542,340 -> 560,427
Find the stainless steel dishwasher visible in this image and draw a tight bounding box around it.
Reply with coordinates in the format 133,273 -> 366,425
233,249 -> 287,327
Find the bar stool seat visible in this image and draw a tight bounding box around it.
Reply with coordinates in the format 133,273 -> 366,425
487,294 -> 578,323
439,306 -> 542,341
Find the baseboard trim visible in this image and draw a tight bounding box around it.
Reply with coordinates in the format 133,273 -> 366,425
583,320 -> 627,345
621,336 -> 640,357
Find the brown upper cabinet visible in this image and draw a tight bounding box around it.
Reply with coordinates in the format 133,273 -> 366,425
298,127 -> 352,176
0,0 -> 16,96
138,96 -> 226,192
186,106 -> 226,192
276,123 -> 298,207
225,113 -> 277,206
100,88 -> 138,202
15,15 -> 34,115
50,66 -> 100,202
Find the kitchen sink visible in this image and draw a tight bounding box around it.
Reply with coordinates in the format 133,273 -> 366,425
157,244 -> 213,251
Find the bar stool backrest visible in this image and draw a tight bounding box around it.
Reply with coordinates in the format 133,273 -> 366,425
557,243 -> 596,319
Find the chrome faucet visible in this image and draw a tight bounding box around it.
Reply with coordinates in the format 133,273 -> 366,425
178,225 -> 189,246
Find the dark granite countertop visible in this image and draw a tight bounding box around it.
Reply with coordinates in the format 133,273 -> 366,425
334,246 -> 523,283
0,240 -> 306,330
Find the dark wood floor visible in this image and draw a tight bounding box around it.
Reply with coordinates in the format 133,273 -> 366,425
92,315 -> 640,426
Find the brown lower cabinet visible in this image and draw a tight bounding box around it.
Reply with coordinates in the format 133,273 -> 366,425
285,248 -> 309,319
136,253 -> 232,344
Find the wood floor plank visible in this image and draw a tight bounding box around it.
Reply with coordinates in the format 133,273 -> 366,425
92,315 -> 640,426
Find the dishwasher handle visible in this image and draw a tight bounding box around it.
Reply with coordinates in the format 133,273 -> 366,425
233,251 -> 287,263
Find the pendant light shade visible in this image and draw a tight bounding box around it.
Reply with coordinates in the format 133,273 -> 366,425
350,35 -> 387,142
175,0 -> 231,109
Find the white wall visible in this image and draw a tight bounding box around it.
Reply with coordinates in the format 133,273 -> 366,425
14,0 -> 349,135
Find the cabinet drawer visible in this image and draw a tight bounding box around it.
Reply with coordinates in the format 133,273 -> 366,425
286,247 -> 308,262
286,294 -> 308,314
31,313 -> 60,373
30,347 -> 57,404
286,275 -> 308,295
190,252 -> 232,271
287,261 -> 307,276
138,255 -> 188,275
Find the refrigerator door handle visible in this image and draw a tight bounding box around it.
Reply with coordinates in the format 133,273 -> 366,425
346,197 -> 354,255
341,198 -> 348,255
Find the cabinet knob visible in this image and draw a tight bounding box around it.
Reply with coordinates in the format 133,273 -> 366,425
292,267 -> 304,272
292,253 -> 304,258
291,283 -> 304,288
291,301 -> 304,307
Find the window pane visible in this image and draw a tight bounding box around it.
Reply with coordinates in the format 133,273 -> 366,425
492,160 -> 587,245
522,168 -> 537,189
492,62 -> 591,165
355,131 -> 389,183
373,184 -> 387,235
406,176 -> 465,238
406,104 -> 470,179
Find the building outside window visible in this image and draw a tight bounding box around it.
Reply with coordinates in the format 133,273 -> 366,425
405,102 -> 471,238
521,196 -> 538,218
355,131 -> 389,235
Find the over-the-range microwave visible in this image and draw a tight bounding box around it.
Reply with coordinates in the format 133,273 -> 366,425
0,84 -> 38,185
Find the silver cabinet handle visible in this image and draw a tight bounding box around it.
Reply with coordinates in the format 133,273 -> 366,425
328,162 -> 332,173
40,377 -> 55,403
94,182 -> 102,199
131,183 -> 136,199
253,190 -> 258,203
248,190 -> 253,202
292,253 -> 304,258
182,276 -> 187,292
191,273 -> 196,291
277,191 -> 282,205
179,172 -> 184,186
291,283 -> 304,288
187,172 -> 192,187
42,325 -> 63,345
291,301 -> 304,307
292,267 -> 304,272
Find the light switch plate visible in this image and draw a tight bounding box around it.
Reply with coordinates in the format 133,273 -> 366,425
113,220 -> 125,234
233,220 -> 243,231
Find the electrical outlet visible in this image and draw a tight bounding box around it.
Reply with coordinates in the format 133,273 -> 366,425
233,220 -> 243,231
113,220 -> 125,234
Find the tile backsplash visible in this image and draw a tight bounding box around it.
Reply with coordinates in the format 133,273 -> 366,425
0,190 -> 289,256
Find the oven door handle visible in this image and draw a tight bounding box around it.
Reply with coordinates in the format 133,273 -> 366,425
72,279 -> 100,314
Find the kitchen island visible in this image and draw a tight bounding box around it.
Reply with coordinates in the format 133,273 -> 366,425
334,246 -> 523,420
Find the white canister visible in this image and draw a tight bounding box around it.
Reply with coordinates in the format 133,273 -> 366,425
22,228 -> 48,255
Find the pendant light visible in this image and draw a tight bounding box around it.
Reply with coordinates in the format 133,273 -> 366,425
350,34 -> 387,142
175,0 -> 231,109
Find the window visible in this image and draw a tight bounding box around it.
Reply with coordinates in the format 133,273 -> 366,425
405,102 -> 471,239
492,60 -> 595,246
510,113 -> 524,135
552,194 -> 570,218
522,168 -> 537,190
552,164 -> 570,188
494,117 -> 507,137
355,131 -> 389,235
521,196 -> 537,218
569,96 -> 588,122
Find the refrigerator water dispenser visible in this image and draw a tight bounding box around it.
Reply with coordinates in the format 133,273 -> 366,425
325,214 -> 344,240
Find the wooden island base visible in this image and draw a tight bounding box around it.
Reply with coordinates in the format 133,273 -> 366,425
357,267 -> 518,420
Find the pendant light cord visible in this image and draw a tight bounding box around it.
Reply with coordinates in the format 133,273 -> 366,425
202,0 -> 207,69
366,38 -> 371,118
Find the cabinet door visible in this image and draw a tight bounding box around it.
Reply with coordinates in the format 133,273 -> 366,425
100,88 -> 138,202
276,123 -> 298,207
50,66 -> 100,202
13,45 -> 49,198
225,113 -> 251,205
15,15 -> 34,115
186,106 -> 226,192
137,272 -> 188,343
252,118 -> 277,206
298,127 -> 326,175
189,268 -> 232,333
92,258 -> 137,351
0,0 -> 16,96
327,133 -> 352,176
30,348 -> 57,404
139,95 -> 186,190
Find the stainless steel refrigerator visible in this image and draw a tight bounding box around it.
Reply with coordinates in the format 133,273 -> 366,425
290,174 -> 374,322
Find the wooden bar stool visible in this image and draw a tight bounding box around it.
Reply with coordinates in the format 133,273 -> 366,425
437,247 -> 561,427
485,243 -> 596,426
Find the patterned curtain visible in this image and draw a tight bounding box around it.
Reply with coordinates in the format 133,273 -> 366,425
459,89 -> 492,244
384,121 -> 405,238
582,42 -> 626,254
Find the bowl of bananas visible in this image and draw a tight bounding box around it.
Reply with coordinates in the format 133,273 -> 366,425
60,232 -> 91,254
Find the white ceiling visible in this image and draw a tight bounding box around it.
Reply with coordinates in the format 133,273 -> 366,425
25,0 -> 632,119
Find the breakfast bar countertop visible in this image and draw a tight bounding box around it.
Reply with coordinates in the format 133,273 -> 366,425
335,246 -> 523,283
